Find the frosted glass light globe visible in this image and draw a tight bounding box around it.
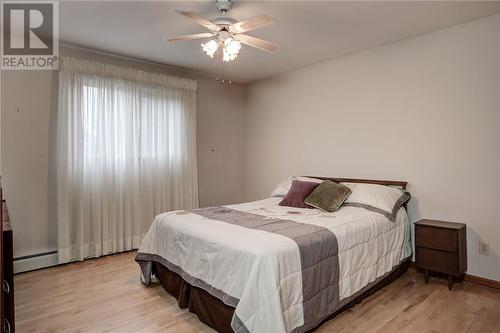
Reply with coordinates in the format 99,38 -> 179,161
201,40 -> 218,58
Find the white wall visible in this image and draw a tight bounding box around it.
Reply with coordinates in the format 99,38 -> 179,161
245,15 -> 500,281
2,70 -> 57,262
1,44 -> 245,270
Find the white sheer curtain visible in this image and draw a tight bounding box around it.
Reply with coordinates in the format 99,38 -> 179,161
57,58 -> 198,263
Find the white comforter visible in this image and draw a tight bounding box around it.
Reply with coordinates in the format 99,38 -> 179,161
137,197 -> 412,333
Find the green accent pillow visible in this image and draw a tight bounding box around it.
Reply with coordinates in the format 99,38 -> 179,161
305,180 -> 352,213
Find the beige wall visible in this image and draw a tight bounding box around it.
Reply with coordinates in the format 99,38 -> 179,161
1,45 -> 245,269
245,14 -> 500,280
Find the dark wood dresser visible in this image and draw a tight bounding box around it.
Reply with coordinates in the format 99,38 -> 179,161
1,187 -> 14,333
415,219 -> 467,290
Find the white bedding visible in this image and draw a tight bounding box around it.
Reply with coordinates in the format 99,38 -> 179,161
137,197 -> 412,333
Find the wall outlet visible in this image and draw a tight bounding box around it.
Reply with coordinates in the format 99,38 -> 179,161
479,242 -> 489,256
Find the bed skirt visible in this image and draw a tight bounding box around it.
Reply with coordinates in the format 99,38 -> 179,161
152,258 -> 411,333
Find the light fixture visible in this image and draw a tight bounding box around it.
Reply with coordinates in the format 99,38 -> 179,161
201,39 -> 218,58
222,37 -> 241,62
201,35 -> 241,62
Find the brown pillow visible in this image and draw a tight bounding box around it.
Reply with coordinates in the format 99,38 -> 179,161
305,180 -> 352,212
279,180 -> 319,209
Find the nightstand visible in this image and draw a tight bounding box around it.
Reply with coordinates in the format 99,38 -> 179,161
415,219 -> 467,290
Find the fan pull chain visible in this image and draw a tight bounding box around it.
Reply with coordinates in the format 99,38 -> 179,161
216,46 -> 222,83
215,46 -> 233,85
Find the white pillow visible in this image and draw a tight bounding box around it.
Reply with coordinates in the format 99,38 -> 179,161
270,176 -> 323,197
341,182 -> 410,221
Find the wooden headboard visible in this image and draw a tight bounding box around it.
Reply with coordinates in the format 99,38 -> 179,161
305,177 -> 408,190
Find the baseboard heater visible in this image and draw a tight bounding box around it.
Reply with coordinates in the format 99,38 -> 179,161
14,250 -> 58,261
14,250 -> 59,273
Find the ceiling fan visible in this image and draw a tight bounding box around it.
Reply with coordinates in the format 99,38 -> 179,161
165,0 -> 279,62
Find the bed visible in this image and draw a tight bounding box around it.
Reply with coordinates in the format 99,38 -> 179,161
136,177 -> 412,333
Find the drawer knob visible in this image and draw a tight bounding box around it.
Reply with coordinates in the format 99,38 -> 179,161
2,280 -> 9,294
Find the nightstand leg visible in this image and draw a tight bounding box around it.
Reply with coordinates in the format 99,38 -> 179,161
448,275 -> 453,291
424,270 -> 429,284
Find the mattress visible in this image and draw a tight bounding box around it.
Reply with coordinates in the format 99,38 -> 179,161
136,197 -> 412,333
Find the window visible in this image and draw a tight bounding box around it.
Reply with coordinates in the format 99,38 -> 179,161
81,84 -> 183,165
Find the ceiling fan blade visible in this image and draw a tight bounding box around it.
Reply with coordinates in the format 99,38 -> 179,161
165,32 -> 216,42
175,10 -> 219,32
229,14 -> 276,34
236,34 -> 279,53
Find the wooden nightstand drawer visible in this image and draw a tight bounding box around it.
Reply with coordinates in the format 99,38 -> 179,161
416,247 -> 458,275
415,225 -> 457,252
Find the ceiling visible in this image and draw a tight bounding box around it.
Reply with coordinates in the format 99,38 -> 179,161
59,1 -> 500,83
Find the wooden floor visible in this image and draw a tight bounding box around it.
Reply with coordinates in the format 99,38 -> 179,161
15,251 -> 500,333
